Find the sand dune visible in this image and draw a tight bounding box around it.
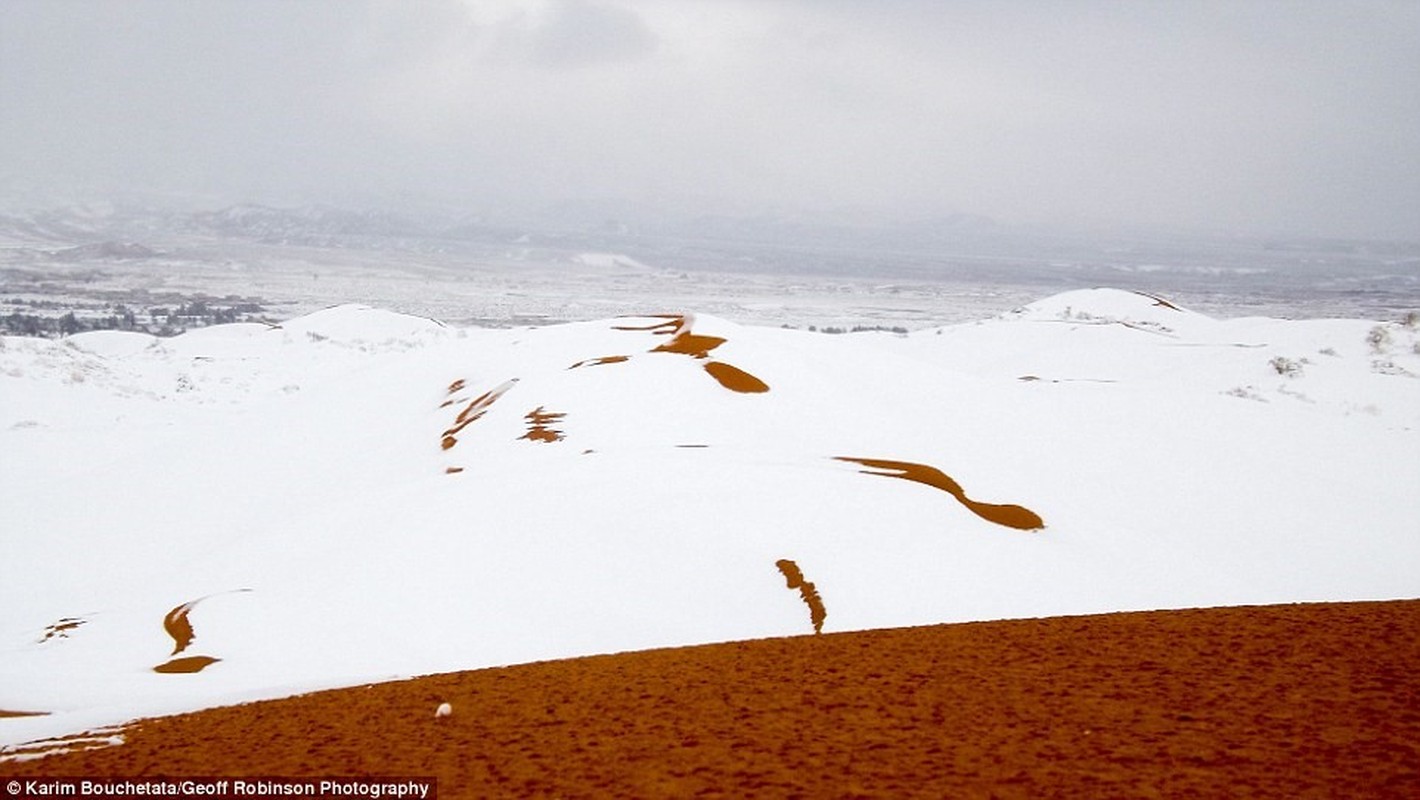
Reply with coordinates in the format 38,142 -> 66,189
6,600 -> 1415,797
607,313 -> 772,393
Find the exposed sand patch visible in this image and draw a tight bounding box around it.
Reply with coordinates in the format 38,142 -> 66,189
520,407 -> 566,443
611,314 -> 683,335
440,378 -> 518,450
703,361 -> 769,393
652,330 -> 729,358
835,456 -> 1045,530
154,591 -> 249,674
611,314 -> 771,393
0,710 -> 48,718
568,355 -> 631,369
1133,290 -> 1183,311
775,559 -> 826,634
152,656 -> 221,674
162,600 -> 201,656
38,617 -> 85,643
12,601 -> 1417,796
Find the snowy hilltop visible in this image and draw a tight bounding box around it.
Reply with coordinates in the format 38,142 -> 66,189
2,288 -> 1418,753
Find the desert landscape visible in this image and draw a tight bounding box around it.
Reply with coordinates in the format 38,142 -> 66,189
3,291 -> 1417,797
5,601 -> 1417,797
4,3 -> 1419,793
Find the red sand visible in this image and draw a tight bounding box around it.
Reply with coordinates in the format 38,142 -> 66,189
162,600 -> 200,655
608,314 -> 772,394
440,380 -> 517,451
703,361 -> 770,394
837,456 -> 1045,530
775,558 -> 827,634
7,600 -> 1416,797
152,656 -> 221,674
519,407 -> 566,443
568,355 -> 632,369
38,618 -> 85,643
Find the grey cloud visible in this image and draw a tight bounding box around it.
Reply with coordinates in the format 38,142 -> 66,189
2,0 -> 1416,239
527,1 -> 657,68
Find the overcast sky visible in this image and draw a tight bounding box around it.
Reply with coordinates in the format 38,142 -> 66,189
2,0 -> 1417,239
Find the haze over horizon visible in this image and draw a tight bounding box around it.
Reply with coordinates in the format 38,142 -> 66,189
2,1 -> 1418,241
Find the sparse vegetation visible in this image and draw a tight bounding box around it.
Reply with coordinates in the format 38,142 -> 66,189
808,324 -> 908,335
1269,356 -> 1303,377
1367,325 -> 1392,354
3,299 -> 270,338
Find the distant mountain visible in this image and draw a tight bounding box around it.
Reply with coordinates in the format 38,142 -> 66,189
47,241 -> 160,262
182,204 -> 428,243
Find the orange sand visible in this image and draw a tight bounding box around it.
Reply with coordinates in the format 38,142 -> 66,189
7,600 -> 1416,797
567,355 -> 631,369
440,380 -> 517,451
604,315 -> 772,394
38,618 -> 85,643
162,601 -> 199,655
703,361 -> 770,394
610,314 -> 683,335
652,329 -> 729,358
775,559 -> 827,634
152,656 -> 221,674
519,407 -> 566,443
836,456 -> 1045,530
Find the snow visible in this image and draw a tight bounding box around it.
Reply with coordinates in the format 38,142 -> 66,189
2,290 -> 1418,751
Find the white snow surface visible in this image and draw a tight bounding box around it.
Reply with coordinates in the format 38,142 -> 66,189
2,288 -> 1418,748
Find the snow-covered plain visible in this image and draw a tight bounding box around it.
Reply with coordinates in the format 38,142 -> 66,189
2,288 -> 1418,751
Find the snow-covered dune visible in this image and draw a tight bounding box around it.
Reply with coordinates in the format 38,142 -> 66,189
2,289 -> 1417,750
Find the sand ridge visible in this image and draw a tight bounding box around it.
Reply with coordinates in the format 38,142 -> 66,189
6,600 -> 1415,797
603,313 -> 771,394
836,456 -> 1045,530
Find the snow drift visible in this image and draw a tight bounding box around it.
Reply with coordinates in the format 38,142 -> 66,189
2,288 -> 1417,750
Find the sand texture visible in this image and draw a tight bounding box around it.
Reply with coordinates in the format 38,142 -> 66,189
5,600 -> 1417,798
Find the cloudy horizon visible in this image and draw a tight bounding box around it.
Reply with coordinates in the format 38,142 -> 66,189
2,0 -> 1417,240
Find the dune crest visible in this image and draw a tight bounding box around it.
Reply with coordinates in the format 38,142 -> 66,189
836,456 -> 1045,530
611,314 -> 771,393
